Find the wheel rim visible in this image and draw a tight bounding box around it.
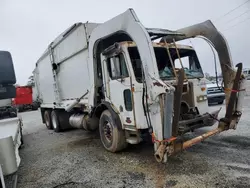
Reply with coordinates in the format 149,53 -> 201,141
52,113 -> 58,130
103,121 -> 113,143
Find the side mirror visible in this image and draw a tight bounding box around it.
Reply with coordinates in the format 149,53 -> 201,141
0,51 -> 16,100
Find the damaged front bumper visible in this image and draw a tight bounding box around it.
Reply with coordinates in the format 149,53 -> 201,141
178,109 -> 221,134
153,63 -> 245,163
154,109 -> 221,163
151,17 -> 247,163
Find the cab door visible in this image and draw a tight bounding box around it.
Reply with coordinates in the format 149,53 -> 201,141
101,53 -> 135,126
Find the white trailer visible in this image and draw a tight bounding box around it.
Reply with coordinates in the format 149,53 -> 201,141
34,9 -> 246,162
32,85 -> 38,102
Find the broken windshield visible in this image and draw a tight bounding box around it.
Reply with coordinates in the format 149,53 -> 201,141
128,46 -> 204,82
158,47 -> 204,79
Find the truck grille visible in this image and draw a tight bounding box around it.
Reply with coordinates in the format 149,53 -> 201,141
207,87 -> 223,94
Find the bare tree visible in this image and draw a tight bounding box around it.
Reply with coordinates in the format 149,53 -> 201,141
205,72 -> 210,80
26,75 -> 34,86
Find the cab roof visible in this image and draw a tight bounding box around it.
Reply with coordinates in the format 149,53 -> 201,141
119,41 -> 194,50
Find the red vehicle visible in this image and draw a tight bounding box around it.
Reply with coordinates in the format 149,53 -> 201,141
12,86 -> 39,112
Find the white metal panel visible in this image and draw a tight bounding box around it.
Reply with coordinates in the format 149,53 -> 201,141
192,79 -> 209,115
57,49 -> 90,100
0,117 -> 22,175
84,23 -> 100,39
131,84 -> 148,129
32,85 -> 38,101
87,9 -> 165,140
53,24 -> 88,64
34,23 -> 97,108
0,117 -> 20,142
0,99 -> 12,107
36,55 -> 55,104
87,9 -> 162,107
33,69 -> 42,102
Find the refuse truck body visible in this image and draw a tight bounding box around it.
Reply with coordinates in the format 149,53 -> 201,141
33,9 -> 246,162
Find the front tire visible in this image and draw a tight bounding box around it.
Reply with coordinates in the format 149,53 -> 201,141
99,110 -> 127,152
51,110 -> 61,132
44,110 -> 52,130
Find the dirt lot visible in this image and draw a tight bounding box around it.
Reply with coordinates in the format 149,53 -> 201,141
11,97 -> 250,188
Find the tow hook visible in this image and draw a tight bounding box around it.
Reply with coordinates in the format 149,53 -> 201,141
154,143 -> 166,163
154,142 -> 174,163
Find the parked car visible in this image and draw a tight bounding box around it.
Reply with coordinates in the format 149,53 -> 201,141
206,79 -> 225,105
243,68 -> 250,80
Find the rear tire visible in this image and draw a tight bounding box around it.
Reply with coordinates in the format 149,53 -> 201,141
51,110 -> 61,132
32,104 -> 38,111
44,110 -> 52,130
99,110 -> 127,152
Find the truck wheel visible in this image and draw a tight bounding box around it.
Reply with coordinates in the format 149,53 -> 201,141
218,101 -> 224,105
44,110 -> 52,130
10,111 -> 17,118
99,110 -> 127,152
32,104 -> 38,111
18,107 -> 23,112
51,110 -> 61,132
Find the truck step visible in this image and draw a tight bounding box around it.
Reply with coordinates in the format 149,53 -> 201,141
126,137 -> 141,144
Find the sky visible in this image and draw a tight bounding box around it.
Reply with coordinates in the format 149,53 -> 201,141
1,0 -> 250,85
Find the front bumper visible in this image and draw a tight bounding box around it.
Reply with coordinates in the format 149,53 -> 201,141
154,109 -> 221,162
178,109 -> 221,134
207,93 -> 225,103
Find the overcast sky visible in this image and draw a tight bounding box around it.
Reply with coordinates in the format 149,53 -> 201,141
1,0 -> 250,85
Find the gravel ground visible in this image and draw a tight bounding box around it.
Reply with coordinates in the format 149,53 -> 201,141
9,97 -> 250,188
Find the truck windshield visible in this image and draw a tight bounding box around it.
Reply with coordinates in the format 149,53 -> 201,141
128,46 -> 204,82
170,48 -> 204,79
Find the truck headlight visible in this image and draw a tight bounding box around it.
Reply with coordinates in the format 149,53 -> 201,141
197,95 -> 208,102
199,80 -> 207,92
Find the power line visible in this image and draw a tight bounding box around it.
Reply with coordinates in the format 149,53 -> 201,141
215,0 -> 250,22
222,8 -> 250,26
223,16 -> 250,31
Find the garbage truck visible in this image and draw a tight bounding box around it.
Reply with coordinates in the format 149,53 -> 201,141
0,51 -> 23,188
33,9 -> 246,163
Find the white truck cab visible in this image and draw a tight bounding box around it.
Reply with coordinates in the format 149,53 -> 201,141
100,42 -> 214,137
